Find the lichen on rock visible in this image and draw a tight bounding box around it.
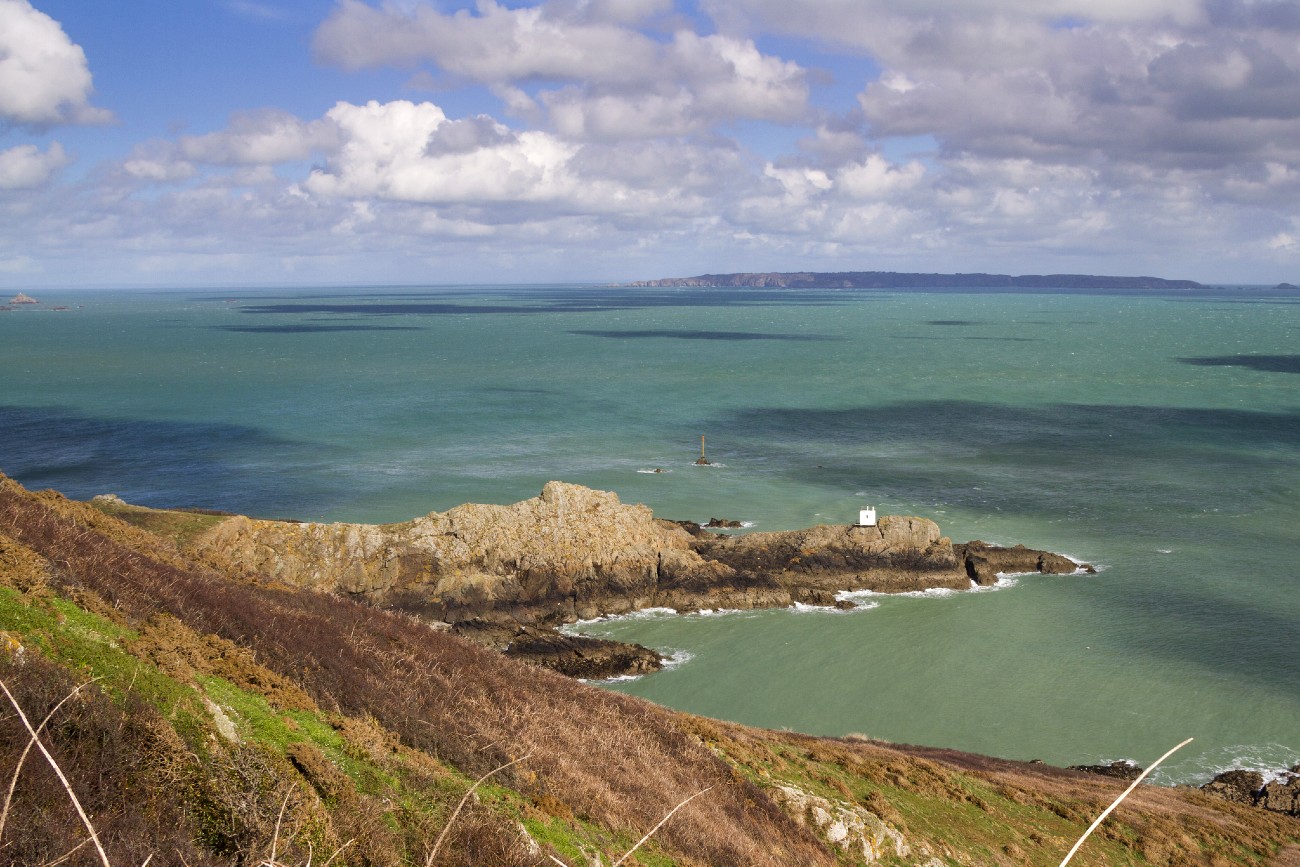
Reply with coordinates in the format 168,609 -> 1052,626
770,783 -> 909,862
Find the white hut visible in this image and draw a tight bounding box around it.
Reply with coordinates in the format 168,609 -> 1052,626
858,507 -> 878,527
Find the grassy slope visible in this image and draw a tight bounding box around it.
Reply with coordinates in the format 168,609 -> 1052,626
0,474 -> 1295,866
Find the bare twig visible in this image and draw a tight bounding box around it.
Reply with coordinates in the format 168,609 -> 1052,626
611,786 -> 712,867
0,677 -> 111,867
0,677 -> 100,842
321,838 -> 354,867
425,753 -> 531,866
38,835 -> 90,867
261,790 -> 293,867
1059,737 -> 1194,866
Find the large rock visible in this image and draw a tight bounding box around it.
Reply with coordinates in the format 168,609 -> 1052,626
696,518 -> 969,594
194,482 -> 1089,644
199,482 -> 723,624
1201,767 -> 1300,817
453,621 -> 664,680
955,541 -> 1089,586
770,784 -> 910,863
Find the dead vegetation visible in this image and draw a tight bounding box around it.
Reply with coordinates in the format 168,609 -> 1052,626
1,471 -> 1297,866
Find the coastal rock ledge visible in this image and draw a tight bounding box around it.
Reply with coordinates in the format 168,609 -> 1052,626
193,482 -> 1090,675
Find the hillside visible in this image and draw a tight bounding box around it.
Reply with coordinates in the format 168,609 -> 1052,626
0,471 -> 1296,865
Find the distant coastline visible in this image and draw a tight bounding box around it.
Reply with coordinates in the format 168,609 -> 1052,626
628,270 -> 1300,293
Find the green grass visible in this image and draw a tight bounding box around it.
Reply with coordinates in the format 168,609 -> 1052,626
87,499 -> 228,546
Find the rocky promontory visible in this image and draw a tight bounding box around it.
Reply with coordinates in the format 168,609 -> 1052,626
628,270 -> 1206,292
190,482 -> 1089,676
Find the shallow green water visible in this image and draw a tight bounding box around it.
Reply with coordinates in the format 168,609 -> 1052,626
2,285 -> 1296,782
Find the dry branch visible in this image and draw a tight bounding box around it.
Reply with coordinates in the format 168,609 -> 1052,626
1059,737 -> 1194,866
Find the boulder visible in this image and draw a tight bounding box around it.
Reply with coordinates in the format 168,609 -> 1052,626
770,784 -> 909,863
1201,768 -> 1300,817
1068,760 -> 1144,781
955,541 -> 1090,585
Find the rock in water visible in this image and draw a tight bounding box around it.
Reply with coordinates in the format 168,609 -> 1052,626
1068,760 -> 1144,781
1201,767 -> 1300,817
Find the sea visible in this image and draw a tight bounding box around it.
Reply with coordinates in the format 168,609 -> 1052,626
2,283 -> 1297,785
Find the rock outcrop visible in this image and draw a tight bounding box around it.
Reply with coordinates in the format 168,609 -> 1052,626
1201,767 -> 1300,817
190,481 -> 1089,676
769,784 -> 912,863
955,540 -> 1091,586
453,620 -> 664,680
1068,760 -> 1144,781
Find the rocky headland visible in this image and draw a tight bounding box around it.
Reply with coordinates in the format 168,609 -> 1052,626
629,270 -> 1207,291
187,481 -> 1091,677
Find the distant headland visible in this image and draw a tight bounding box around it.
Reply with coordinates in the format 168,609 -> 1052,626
628,270 -> 1220,292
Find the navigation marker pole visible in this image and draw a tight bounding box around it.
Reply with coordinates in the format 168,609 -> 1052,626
695,435 -> 711,466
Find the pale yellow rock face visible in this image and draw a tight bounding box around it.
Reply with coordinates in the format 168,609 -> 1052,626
197,482 -> 711,613
194,481 -> 965,623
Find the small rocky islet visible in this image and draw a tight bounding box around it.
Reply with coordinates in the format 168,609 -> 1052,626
158,481 -> 1092,679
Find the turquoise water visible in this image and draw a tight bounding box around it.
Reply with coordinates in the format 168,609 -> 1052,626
2,285 -> 1297,783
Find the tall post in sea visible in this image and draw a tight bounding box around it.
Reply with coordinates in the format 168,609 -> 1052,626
695,434 -> 711,465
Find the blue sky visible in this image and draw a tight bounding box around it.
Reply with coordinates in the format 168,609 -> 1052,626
2,0 -> 1299,287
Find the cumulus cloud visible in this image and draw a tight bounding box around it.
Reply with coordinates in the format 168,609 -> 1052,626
304,100 -> 581,203
179,109 -> 342,165
0,0 -> 111,125
0,142 -> 69,189
314,0 -> 659,80
4,0 -> 1298,285
707,0 -> 1300,177
314,1 -> 808,139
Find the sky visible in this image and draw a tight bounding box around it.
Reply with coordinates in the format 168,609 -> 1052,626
1,0 -> 1299,288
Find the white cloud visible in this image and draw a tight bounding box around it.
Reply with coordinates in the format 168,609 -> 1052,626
314,0 -> 659,81
179,109 -> 342,165
835,154 -> 925,199
4,0 -> 1299,286
314,2 -> 809,140
0,0 -> 111,125
0,142 -> 69,189
304,100 -> 581,203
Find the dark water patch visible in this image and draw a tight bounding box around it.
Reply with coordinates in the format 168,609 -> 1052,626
704,400 -> 1300,520
214,324 -> 424,334
1098,582 -> 1300,692
230,287 -> 853,318
927,320 -> 981,326
893,336 -> 1040,342
569,329 -> 841,342
0,405 -> 354,519
1165,298 -> 1300,306
240,302 -> 543,316
1179,355 -> 1300,374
